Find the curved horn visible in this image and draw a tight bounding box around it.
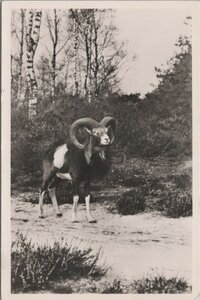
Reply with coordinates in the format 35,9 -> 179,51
100,116 -> 116,144
70,118 -> 99,149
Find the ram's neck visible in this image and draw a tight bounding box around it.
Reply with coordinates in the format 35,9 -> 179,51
84,136 -> 95,164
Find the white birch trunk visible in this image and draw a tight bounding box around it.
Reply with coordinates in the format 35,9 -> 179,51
25,10 -> 42,118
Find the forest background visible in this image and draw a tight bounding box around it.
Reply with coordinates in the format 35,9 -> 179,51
11,9 -> 192,184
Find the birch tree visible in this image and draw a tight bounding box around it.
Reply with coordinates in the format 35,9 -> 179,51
16,9 -> 25,106
11,11 -> 17,99
11,10 -> 26,105
25,9 -> 42,118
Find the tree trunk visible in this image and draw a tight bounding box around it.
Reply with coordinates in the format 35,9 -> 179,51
93,15 -> 98,99
84,12 -> 93,103
17,9 -> 25,107
73,15 -> 79,96
25,10 -> 42,118
87,16 -> 93,103
51,9 -> 58,101
51,46 -> 56,99
84,28 -> 89,96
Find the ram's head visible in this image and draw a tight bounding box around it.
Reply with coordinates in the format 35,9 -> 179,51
70,117 -> 116,163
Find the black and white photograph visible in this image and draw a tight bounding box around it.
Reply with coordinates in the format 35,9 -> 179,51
1,1 -> 200,299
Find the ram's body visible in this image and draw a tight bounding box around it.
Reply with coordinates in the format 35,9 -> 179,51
41,141 -> 111,189
39,117 -> 116,223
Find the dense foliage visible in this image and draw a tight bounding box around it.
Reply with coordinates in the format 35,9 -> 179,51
108,157 -> 192,218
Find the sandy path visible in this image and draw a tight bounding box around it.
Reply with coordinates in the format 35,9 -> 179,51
11,194 -> 192,284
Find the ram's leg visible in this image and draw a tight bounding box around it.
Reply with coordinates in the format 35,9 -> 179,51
72,178 -> 80,222
48,187 -> 62,217
83,182 -> 97,223
39,189 -> 45,218
39,167 -> 57,218
72,195 -> 79,222
85,195 -> 97,223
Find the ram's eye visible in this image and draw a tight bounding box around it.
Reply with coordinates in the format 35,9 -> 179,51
92,130 -> 98,136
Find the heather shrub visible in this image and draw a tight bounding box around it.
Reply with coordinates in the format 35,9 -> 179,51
102,280 -> 124,294
116,188 -> 146,215
168,173 -> 191,190
11,233 -> 107,293
133,275 -> 190,294
158,189 -> 192,218
108,164 -> 147,188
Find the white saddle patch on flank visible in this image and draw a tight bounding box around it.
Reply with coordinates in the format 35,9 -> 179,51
53,144 -> 68,169
56,172 -> 72,181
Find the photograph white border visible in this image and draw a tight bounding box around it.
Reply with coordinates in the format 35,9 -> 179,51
1,1 -> 200,299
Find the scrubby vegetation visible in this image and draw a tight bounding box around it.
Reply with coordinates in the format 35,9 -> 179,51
11,233 -> 107,293
116,188 -> 146,215
106,157 -> 192,218
157,189 -> 192,218
11,233 -> 191,294
101,276 -> 190,294
133,275 -> 190,294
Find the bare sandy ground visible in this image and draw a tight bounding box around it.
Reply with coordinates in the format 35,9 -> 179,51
11,192 -> 192,285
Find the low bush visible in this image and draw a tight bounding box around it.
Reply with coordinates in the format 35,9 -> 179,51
158,189 -> 192,218
11,233 -> 107,293
167,173 -> 192,190
50,275 -> 190,294
116,188 -> 146,215
101,280 -> 124,294
133,275 -> 190,294
108,166 -> 147,188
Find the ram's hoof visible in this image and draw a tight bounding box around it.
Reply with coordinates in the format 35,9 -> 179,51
72,219 -> 79,223
88,219 -> 97,223
56,213 -> 63,218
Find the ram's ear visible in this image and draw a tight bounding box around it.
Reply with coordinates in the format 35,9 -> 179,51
84,127 -> 92,135
106,125 -> 111,133
106,125 -> 115,144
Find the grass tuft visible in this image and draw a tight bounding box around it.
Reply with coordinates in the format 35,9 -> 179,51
101,280 -> 124,294
133,275 -> 190,294
11,233 -> 107,293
